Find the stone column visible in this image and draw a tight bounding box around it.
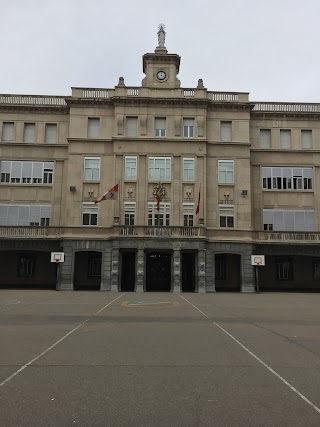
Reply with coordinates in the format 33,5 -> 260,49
198,249 -> 206,293
58,245 -> 74,290
241,246 -> 255,292
100,246 -> 112,291
205,249 -> 216,292
136,248 -> 144,292
110,247 -> 120,292
173,249 -> 181,292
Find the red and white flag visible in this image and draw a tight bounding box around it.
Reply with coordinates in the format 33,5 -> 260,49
94,184 -> 119,204
195,185 -> 201,215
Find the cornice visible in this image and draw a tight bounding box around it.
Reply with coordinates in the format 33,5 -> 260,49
251,111 -> 320,120
0,105 -> 69,114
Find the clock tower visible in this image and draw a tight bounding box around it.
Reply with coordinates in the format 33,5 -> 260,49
142,24 -> 181,89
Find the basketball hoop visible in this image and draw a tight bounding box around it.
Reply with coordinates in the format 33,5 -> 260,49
51,252 -> 64,263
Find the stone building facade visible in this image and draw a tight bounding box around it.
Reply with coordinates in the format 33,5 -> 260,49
1,29 -> 320,292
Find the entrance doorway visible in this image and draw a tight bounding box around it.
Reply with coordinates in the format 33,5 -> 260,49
146,252 -> 171,291
74,251 -> 102,290
181,252 -> 196,292
215,253 -> 241,292
121,251 -> 136,291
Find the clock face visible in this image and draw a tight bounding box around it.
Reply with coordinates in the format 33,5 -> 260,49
156,70 -> 166,81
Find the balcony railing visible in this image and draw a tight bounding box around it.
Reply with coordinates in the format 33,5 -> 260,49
258,231 -> 320,242
2,227 -> 320,243
0,94 -> 67,106
253,102 -> 320,113
0,225 -> 205,239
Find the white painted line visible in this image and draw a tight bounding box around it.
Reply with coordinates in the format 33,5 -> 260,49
0,300 -> 21,306
0,293 -> 126,388
95,293 -> 126,314
176,293 -> 320,416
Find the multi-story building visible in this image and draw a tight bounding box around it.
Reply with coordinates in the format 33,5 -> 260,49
1,27 -> 320,292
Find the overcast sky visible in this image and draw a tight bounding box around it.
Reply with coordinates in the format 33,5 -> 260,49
2,0 -> 320,102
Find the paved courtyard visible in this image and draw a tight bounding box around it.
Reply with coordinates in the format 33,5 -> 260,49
1,290 -> 320,426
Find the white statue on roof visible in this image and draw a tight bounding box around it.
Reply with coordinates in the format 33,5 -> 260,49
157,24 -> 166,48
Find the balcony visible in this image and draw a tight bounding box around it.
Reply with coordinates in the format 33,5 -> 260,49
256,231 -> 320,243
2,227 -> 320,243
0,225 -> 205,239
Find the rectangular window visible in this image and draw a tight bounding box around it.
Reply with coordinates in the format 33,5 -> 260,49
88,254 -> 101,277
220,121 -> 232,142
183,158 -> 195,181
218,160 -> 234,184
0,161 -> 54,185
260,129 -> 271,148
126,117 -> 138,137
148,203 -> 170,226
0,204 -> 51,226
45,123 -> 57,143
155,118 -> 166,137
276,257 -> 293,280
219,206 -> 234,228
82,203 -> 98,226
87,118 -> 100,138
23,123 -> 35,143
261,167 -> 313,190
183,118 -> 194,138
124,202 -> 136,225
263,209 -> 315,232
125,156 -> 137,180
183,203 -> 194,226
301,130 -> 312,149
1,122 -> 14,142
312,258 -> 320,280
280,129 -> 291,149
215,254 -> 226,280
17,255 -> 35,277
148,157 -> 171,181
84,157 -> 100,181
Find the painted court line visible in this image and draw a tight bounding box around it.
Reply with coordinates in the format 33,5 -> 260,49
0,293 -> 126,388
177,292 -> 320,416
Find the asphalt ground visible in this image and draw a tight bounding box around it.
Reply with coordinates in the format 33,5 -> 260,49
0,291 -> 320,427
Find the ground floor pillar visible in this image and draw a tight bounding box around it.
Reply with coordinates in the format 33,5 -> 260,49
198,248 -> 206,293
136,247 -> 144,292
173,248 -> 181,292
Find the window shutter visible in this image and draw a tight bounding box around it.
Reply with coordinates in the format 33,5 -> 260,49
126,117 -> 138,137
263,210 -> 273,225
32,162 -> 43,179
2,122 -> 14,141
274,211 -> 284,230
260,129 -> 271,148
7,206 -> 19,225
22,162 -> 33,179
1,161 -> 11,173
305,211 -> 315,231
294,211 -> 304,231
45,124 -> 57,143
29,206 -> 40,224
23,123 -> 35,142
11,162 -> 22,178
87,118 -> 100,138
0,205 -> 8,225
220,122 -> 232,142
18,206 -> 29,225
280,130 -> 291,149
301,130 -> 312,149
40,205 -> 51,219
